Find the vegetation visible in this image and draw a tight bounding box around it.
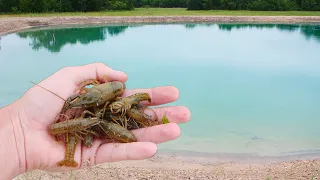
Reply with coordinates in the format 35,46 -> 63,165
1,8 -> 320,17
0,0 -> 135,12
0,0 -> 319,13
187,0 -> 320,11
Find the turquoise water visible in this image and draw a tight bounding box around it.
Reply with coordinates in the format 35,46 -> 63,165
1,23 -> 320,156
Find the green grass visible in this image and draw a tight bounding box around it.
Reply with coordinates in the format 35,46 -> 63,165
1,8 -> 320,17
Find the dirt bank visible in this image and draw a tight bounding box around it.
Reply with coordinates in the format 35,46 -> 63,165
1,16 -> 320,36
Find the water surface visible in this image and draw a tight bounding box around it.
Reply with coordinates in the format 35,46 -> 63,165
1,23 -> 320,156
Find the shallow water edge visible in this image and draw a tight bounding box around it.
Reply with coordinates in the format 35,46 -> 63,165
156,149 -> 320,164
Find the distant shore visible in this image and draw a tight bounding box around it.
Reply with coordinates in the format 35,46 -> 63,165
14,150 -> 320,179
1,16 -> 320,36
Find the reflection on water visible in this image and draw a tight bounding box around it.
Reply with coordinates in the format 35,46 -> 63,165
216,23 -> 320,42
17,25 -> 129,53
15,23 -> 320,53
1,23 -> 320,156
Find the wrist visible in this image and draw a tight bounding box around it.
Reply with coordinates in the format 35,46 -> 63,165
0,103 -> 26,179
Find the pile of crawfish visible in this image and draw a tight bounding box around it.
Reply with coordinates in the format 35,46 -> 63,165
47,76 -> 168,167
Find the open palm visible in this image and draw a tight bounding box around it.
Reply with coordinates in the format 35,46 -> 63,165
13,63 -> 190,172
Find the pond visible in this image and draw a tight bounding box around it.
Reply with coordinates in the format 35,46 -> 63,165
1,23 -> 320,157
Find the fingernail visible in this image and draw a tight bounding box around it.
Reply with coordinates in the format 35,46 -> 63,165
115,70 -> 127,75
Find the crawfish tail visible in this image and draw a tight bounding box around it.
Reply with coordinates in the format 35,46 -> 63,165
57,133 -> 78,167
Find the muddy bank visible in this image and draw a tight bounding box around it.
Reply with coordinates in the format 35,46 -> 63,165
1,16 -> 320,35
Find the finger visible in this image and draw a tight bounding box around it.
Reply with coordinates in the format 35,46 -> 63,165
144,106 -> 191,124
29,63 -> 128,103
122,86 -> 180,106
68,63 -> 128,84
132,123 -> 181,144
95,142 -> 157,165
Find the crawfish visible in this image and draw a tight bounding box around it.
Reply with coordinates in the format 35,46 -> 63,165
49,116 -> 99,135
109,93 -> 151,117
48,113 -> 100,141
63,80 -> 126,110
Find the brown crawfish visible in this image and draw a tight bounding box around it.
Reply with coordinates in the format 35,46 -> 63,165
48,110 -> 102,146
109,93 -> 151,116
63,80 -> 126,110
48,116 -> 100,136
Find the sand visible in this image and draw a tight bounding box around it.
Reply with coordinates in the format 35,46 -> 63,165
2,15 -> 320,179
13,150 -> 320,179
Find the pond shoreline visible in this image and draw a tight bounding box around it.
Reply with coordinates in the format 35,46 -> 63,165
1,15 -> 320,36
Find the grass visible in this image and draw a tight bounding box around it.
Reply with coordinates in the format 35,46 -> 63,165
1,8 -> 320,17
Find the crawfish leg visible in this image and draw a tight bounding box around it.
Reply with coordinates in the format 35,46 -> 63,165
80,110 -> 96,118
130,117 -> 140,129
101,101 -> 110,119
100,75 -> 109,83
109,114 -> 123,126
117,115 -> 130,129
74,132 -> 85,140
74,79 -> 101,93
62,94 -> 81,110
66,94 -> 80,102
57,133 -> 78,167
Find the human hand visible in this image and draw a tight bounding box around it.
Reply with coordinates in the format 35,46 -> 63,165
3,63 -> 190,177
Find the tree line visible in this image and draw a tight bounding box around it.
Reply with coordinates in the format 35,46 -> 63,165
0,0 -> 135,13
186,0 -> 320,11
0,0 -> 319,13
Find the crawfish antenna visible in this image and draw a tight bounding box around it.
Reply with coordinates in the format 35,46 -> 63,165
30,81 -> 66,102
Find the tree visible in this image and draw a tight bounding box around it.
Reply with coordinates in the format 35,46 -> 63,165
187,0 -> 203,10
